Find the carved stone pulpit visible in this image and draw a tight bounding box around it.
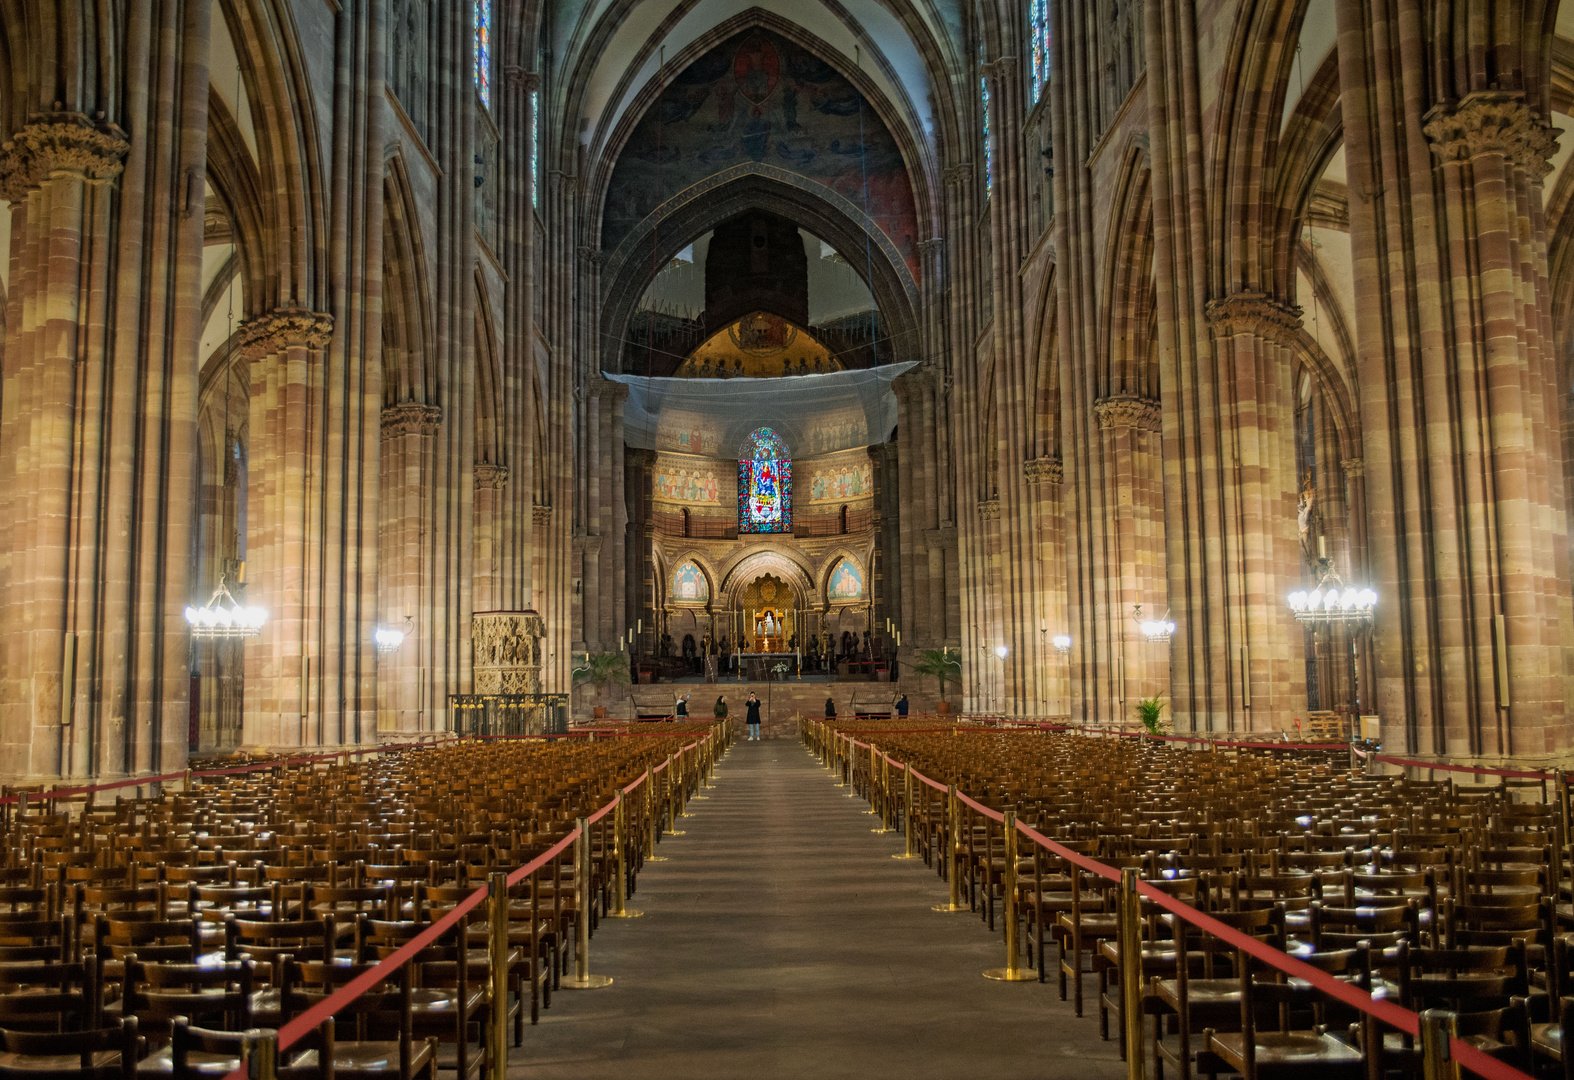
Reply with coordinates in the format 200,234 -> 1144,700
472,610 -> 546,694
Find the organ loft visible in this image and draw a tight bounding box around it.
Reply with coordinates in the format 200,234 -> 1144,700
0,1 -> 1572,1077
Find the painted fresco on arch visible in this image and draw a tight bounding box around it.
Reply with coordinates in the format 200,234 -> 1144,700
601,28 -> 920,280
827,558 -> 864,601
672,562 -> 709,603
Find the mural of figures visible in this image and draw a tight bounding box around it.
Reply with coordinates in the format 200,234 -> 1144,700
601,28 -> 920,279
654,467 -> 721,504
672,562 -> 710,603
809,462 -> 872,502
828,558 -> 864,600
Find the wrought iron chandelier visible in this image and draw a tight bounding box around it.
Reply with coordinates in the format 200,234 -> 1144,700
1133,604 -> 1174,643
1288,562 -> 1376,626
185,576 -> 266,639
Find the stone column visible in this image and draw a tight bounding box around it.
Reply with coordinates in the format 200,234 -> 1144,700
1335,0 -> 1571,754
242,310 -> 336,748
472,463 -> 510,613
376,402 -> 441,734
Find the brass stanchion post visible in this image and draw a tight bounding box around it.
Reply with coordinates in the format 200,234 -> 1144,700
1420,1008 -> 1458,1080
249,1030 -> 278,1080
1118,867 -> 1146,1077
893,766 -> 919,859
644,771 -> 667,862
872,751 -> 893,833
985,811 -> 1035,981
607,794 -> 642,918
563,817 -> 612,989
933,785 -> 967,912
488,870 -> 511,1074
865,743 -> 880,814
667,757 -> 686,837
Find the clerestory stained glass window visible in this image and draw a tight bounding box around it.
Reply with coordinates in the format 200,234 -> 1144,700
981,72 -> 992,195
738,427 -> 791,533
530,88 -> 540,207
474,0 -> 492,108
1030,0 -> 1052,104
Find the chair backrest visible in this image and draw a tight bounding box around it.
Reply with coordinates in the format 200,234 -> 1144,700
0,1016 -> 137,1080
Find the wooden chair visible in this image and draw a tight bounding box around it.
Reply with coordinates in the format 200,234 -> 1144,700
0,1017 -> 138,1080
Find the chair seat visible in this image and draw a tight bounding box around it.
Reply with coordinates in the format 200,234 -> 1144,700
1152,977 -> 1243,1012
136,1047 -> 237,1078
1209,1030 -> 1366,1075
0,1050 -> 122,1075
307,1040 -> 436,1079
1532,1021 -> 1562,1062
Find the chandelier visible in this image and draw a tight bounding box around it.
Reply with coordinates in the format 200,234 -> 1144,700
1288,563 -> 1376,626
1133,604 -> 1174,643
185,576 -> 266,639
375,617 -> 413,654
1052,635 -> 1072,654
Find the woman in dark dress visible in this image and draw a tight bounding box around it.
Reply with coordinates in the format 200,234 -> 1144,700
825,697 -> 837,719
745,693 -> 762,740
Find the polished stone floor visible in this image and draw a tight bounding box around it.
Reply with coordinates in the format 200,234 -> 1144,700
508,735 -> 1128,1079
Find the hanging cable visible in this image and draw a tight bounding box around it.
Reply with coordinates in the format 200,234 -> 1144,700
855,46 -> 879,367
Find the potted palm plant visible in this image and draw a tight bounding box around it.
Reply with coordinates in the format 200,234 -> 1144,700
572,651 -> 632,719
913,647 -> 962,714
1135,691 -> 1168,736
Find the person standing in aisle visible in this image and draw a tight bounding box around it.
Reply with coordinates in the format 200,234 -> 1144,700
745,693 -> 762,740
895,693 -> 909,718
713,695 -> 729,720
825,697 -> 837,719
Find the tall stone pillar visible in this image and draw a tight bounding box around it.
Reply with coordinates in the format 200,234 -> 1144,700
1335,0 -> 1571,754
473,463 -> 510,612
376,402 -> 441,733
242,311 -> 335,748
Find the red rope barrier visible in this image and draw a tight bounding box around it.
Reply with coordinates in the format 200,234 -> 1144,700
214,729 -> 716,1078
837,728 -> 1540,1080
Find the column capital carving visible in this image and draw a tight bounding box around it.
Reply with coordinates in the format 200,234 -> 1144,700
0,114 -> 130,199
1423,91 -> 1558,178
942,163 -> 973,186
576,245 -> 602,266
504,67 -> 540,91
380,402 -> 442,437
1340,457 -> 1365,478
474,462 -> 509,489
240,309 -> 335,360
1024,455 -> 1064,485
1093,394 -> 1161,432
917,237 -> 945,253
978,497 -> 1001,521
982,56 -> 1020,81
1204,291 -> 1302,344
532,502 -> 554,526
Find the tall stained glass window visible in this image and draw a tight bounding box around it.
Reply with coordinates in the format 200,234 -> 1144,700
530,89 -> 540,207
738,427 -> 791,533
474,0 -> 492,108
1029,0 -> 1051,104
981,73 -> 992,195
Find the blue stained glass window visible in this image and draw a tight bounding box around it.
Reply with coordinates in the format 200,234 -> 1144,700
738,427 -> 792,533
474,0 -> 492,108
1030,0 -> 1052,104
530,89 -> 540,207
981,74 -> 992,195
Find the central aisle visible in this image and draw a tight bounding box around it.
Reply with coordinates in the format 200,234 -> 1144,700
511,735 -> 1127,1079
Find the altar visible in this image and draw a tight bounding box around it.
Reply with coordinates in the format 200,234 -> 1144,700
738,653 -> 799,680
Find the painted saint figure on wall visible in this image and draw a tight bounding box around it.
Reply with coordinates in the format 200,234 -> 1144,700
828,558 -> 864,600
673,562 -> 709,603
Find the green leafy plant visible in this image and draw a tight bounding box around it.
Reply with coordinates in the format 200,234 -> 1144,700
1135,692 -> 1168,735
913,647 -> 962,700
572,651 -> 631,711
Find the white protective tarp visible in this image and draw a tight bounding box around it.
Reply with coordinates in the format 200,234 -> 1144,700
605,362 -> 919,458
